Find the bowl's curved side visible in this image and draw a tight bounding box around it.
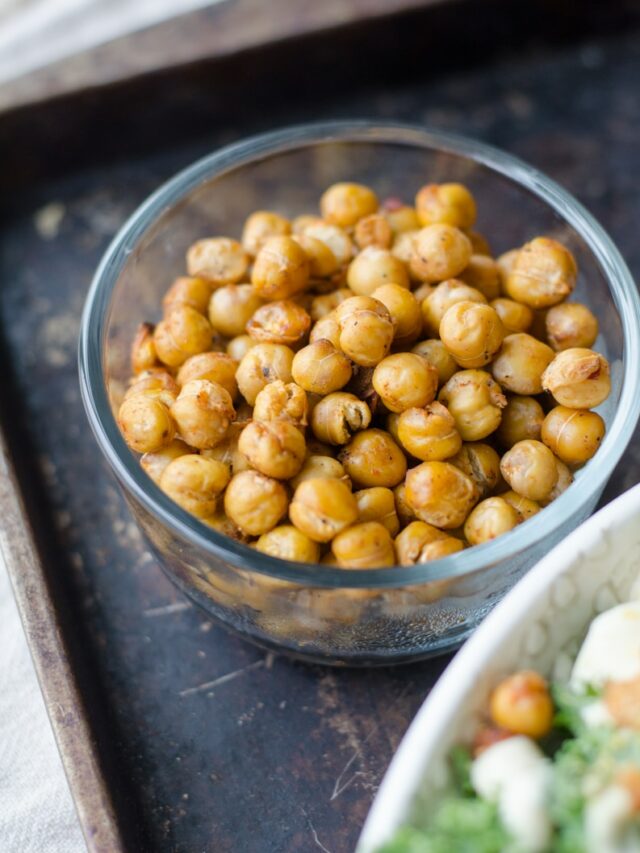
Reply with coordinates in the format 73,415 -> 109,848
357,482 -> 640,853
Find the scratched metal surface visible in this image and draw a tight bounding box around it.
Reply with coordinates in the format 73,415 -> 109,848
2,20 -> 640,853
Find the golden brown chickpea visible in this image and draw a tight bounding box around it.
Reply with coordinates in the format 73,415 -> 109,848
255,525 -> 320,563
201,512 -> 247,542
292,233 -> 339,278
465,230 -> 492,257
415,183 -> 477,229
320,182 -> 378,228
236,343 -> 295,405
371,283 -> 422,346
332,521 -> 396,568
411,340 -> 458,387
311,392 -> 371,445
118,394 -> 176,453
302,222 -> 353,266
490,298 -> 534,334
226,334 -> 256,362
141,439 -> 192,485
131,322 -> 158,374
163,276 -> 212,316
291,339 -> 352,394
491,333 -> 555,395
541,458 -> 573,506
440,301 -> 505,368
500,439 -> 558,502
394,483 -> 417,526
177,352 -> 238,400
459,255 -> 501,300
246,300 -> 311,347
339,429 -> 407,488
496,395 -> 545,448
422,279 -> 487,337
347,246 -> 409,296
417,537 -> 465,562
397,403 -> 462,462
496,248 -> 520,290
335,296 -> 395,367
372,353 -> 439,413
354,213 -> 393,250
501,490 -> 541,521
251,236 -> 310,301
310,289 -> 352,322
411,224 -> 473,283
541,347 -> 611,408
241,211 -> 291,256
405,461 -> 479,529
384,204 -> 421,234
309,311 -> 342,349
289,477 -> 358,543
354,487 -> 400,537
160,454 -> 229,518
170,379 -> 235,449
489,671 -> 554,739
545,302 -> 598,351
540,405 -> 605,466
438,370 -> 506,441
186,237 -> 249,286
289,456 -> 350,491
238,420 -> 306,480
505,237 -> 577,308
464,497 -> 519,545
201,432 -> 250,475
395,521 -> 447,564
125,370 -> 179,408
391,231 -> 419,267
153,305 -> 214,367
224,470 -> 288,536
449,442 -> 501,498
208,284 -> 264,337
252,380 -> 308,429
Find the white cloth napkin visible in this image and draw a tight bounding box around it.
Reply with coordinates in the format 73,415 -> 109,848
0,552 -> 86,852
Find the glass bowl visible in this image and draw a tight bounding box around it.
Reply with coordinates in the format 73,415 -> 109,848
78,121 -> 640,665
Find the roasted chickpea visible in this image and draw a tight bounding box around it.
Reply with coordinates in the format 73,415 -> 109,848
372,353 -> 439,413
153,305 -> 214,367
320,182 -> 378,228
289,456 -> 350,491
411,340 -> 458,387
236,343 -> 294,405
170,379 -> 235,449
501,490 -> 541,521
208,284 -> 264,337
339,429 -> 407,488
464,497 -> 519,545
505,237 -> 577,308
541,405 -> 605,466
355,487 -> 400,536
397,403 -> 462,462
410,225 -> 472,283
415,183 -> 477,229
545,302 -> 598,351
291,339 -> 352,394
163,276 -> 212,316
131,322 -> 158,374
201,512 -> 247,542
125,370 -> 179,408
440,301 -> 504,368
496,248 -> 520,289
310,289 -> 352,322
422,279 -> 487,337
331,521 -> 396,568
246,300 -> 311,347
490,298 -> 534,334
395,521 -> 447,564
251,236 -> 310,301
439,370 -> 506,441
186,237 -> 249,286
491,333 -> 555,395
311,392 -> 371,445
224,470 -> 288,536
500,439 -> 558,502
160,454 -> 229,518
309,311 -> 342,348
489,671 -> 554,739
335,296 -> 395,367
255,525 -> 320,563
302,222 -> 353,266
541,348 -> 611,408
289,477 -> 358,542
201,432 -> 250,475
449,442 -> 501,498
465,230 -> 492,257
496,395 -> 545,448
541,458 -> 574,506
391,231 -> 419,267
241,211 -> 291,256
347,246 -> 409,296
252,380 -> 308,429
384,203 -> 421,234
394,483 -> 417,526
354,213 -> 393,249
141,439 -> 192,485
226,334 -> 256,362
405,461 -> 479,529
292,233 -> 339,278
459,254 -> 501,300
118,394 -> 175,453
238,420 -> 306,479
371,283 -> 422,346
177,352 -> 238,399
416,537 -> 464,562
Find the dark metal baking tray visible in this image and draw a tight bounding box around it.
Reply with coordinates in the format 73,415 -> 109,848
1,3 -> 640,850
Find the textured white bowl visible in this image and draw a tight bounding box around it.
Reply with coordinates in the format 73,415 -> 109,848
358,483 -> 640,852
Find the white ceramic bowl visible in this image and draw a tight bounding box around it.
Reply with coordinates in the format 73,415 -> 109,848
358,483 -> 640,852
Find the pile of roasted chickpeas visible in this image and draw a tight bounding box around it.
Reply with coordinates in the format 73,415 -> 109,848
118,180 -> 610,569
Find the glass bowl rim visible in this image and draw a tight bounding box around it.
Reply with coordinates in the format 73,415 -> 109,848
78,120 -> 640,589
